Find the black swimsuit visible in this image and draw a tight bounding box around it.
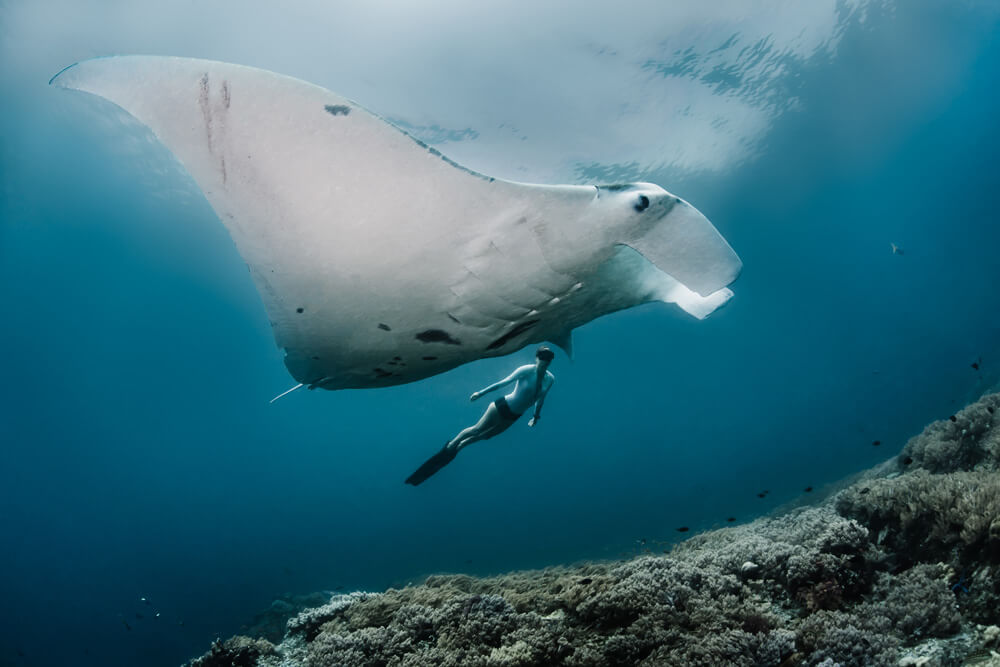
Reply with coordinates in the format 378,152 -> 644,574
493,396 -> 522,423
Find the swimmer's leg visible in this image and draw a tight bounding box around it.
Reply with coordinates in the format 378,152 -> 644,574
450,404 -> 504,452
405,405 -> 500,486
405,404 -> 516,486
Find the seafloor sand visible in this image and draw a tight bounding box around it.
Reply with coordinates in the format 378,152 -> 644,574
186,393 -> 1000,667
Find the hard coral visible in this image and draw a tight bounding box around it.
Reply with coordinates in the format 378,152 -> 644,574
900,393 -> 1000,474
872,564 -> 960,642
836,469 -> 1000,566
187,393 -> 1000,667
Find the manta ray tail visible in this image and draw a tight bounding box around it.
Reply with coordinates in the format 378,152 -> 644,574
269,383 -> 304,404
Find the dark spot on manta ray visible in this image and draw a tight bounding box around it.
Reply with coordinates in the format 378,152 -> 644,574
296,307 -> 304,313
447,313 -> 461,324
634,195 -> 650,212
422,356 -> 437,361
373,368 -> 392,377
415,329 -> 461,345
486,319 -> 540,351
324,104 -> 351,116
602,184 -> 636,192
378,323 -> 391,331
393,356 -> 402,361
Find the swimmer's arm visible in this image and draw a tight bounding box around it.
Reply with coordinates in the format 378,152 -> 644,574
528,379 -> 554,426
470,367 -> 528,401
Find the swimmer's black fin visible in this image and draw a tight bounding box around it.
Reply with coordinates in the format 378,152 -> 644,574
405,445 -> 457,486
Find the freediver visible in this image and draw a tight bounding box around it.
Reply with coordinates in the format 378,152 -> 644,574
405,346 -> 556,485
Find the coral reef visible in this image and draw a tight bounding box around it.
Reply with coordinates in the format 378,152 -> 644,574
185,393 -> 1000,667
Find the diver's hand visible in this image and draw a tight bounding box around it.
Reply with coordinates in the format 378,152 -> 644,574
528,417 -> 537,427
470,391 -> 481,401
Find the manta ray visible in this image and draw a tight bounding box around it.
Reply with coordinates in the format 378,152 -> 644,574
51,56 -> 741,391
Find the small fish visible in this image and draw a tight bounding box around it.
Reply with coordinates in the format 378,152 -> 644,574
872,440 -> 881,447
676,526 -> 690,533
141,596 -> 150,606
902,456 -> 913,465
804,486 -> 813,493
122,619 -> 132,632
949,415 -> 957,422
972,361 -> 980,370
578,577 -> 592,585
989,407 -> 995,414
726,517 -> 736,523
860,487 -> 870,495
757,492 -> 766,498
890,243 -> 904,255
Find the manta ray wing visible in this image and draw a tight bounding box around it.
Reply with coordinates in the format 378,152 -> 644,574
51,56 -> 741,390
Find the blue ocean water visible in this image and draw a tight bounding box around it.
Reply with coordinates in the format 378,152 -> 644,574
2,2 -> 999,665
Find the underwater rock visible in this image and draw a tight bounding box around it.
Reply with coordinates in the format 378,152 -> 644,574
245,592 -> 334,643
186,636 -> 276,667
185,393 -> 1000,667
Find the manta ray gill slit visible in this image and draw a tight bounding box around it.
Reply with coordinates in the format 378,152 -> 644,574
486,319 -> 540,351
415,329 -> 461,345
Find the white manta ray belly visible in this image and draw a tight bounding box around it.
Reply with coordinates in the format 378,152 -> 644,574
51,56 -> 742,390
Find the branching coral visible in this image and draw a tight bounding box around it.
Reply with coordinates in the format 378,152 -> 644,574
836,469 -> 1000,566
900,393 -> 1000,474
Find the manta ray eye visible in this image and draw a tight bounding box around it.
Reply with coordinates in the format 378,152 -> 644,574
634,195 -> 650,212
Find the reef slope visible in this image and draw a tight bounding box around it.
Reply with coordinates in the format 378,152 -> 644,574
186,393 -> 1000,667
